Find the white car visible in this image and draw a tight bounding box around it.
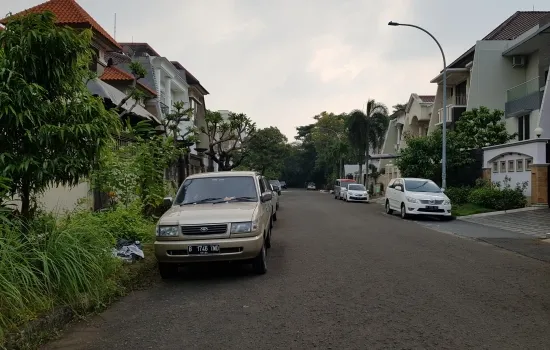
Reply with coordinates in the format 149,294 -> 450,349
344,183 -> 369,202
384,177 -> 452,220
270,184 -> 279,219
307,182 -> 316,190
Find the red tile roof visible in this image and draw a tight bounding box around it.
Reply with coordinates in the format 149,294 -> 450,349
483,11 -> 550,40
0,0 -> 121,50
418,95 -> 435,103
100,66 -> 157,96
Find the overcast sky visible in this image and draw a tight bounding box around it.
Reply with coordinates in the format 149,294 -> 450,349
2,0 -> 549,138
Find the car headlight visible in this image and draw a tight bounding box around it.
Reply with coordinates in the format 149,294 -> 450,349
156,225 -> 179,237
231,221 -> 258,234
444,200 -> 451,205
406,196 -> 418,203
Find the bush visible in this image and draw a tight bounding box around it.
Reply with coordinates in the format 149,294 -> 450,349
445,186 -> 471,205
467,177 -> 527,211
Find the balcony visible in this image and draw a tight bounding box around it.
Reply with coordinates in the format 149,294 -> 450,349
505,77 -> 543,117
437,104 -> 467,126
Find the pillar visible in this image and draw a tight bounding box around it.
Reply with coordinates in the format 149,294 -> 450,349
482,168 -> 491,181
530,164 -> 548,206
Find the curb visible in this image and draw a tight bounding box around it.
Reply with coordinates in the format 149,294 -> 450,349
457,206 -> 543,219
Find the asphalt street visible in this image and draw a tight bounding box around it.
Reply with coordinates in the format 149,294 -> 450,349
46,189 -> 550,350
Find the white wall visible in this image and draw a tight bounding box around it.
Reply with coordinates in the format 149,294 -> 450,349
483,139 -> 548,196
468,40 -> 527,111
538,70 -> 550,138
7,182 -> 91,215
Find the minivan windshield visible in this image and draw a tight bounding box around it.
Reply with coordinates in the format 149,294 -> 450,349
404,179 -> 442,193
175,176 -> 258,205
348,184 -> 366,191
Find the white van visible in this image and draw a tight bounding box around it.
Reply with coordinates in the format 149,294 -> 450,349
333,178 -> 356,199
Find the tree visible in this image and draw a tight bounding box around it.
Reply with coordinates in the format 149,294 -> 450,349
392,103 -> 407,114
0,12 -> 120,217
395,129 -> 472,185
346,99 -> 389,184
454,106 -> 516,149
311,112 -> 349,180
239,127 -> 288,179
201,110 -> 256,171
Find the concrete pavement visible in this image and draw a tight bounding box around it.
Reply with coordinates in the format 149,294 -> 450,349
46,189 -> 550,350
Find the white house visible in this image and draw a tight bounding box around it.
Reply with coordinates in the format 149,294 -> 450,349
425,11 -> 550,204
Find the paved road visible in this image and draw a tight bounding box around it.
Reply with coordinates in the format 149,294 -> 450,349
47,190 -> 550,350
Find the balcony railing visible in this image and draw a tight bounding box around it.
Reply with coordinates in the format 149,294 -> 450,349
507,77 -> 539,102
456,94 -> 467,106
437,104 -> 466,124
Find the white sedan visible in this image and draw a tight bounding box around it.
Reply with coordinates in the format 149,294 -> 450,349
344,184 -> 370,202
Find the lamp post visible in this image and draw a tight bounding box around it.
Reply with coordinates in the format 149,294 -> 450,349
388,21 -> 448,189
315,126 -> 344,179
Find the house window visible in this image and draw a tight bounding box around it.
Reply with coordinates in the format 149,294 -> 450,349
500,161 -> 506,173
517,159 -> 524,172
525,158 -> 532,171
492,162 -> 498,173
517,115 -> 530,141
508,160 -> 515,172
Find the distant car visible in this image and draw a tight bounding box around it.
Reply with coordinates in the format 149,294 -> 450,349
269,179 -> 282,195
334,178 -> 356,199
269,184 -> 279,218
279,181 -> 287,189
338,182 -> 354,200
344,183 -> 369,203
385,177 -> 452,220
307,182 -> 316,190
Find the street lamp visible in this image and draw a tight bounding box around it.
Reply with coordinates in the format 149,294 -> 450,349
388,21 -> 448,189
314,126 -> 344,179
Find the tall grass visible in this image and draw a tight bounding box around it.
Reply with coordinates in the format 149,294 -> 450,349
0,205 -> 155,343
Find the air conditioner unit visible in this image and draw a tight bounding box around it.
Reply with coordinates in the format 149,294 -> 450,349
512,56 -> 526,68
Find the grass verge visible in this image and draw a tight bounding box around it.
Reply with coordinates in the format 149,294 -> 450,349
0,205 -> 157,350
452,203 -> 494,217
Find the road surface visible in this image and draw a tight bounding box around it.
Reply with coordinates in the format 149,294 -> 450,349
46,190 -> 550,350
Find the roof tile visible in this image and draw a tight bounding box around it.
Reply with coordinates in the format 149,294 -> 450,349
0,0 -> 121,50
100,66 -> 157,96
483,11 -> 550,40
418,95 -> 435,103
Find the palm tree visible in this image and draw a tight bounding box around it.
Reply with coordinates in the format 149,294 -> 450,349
346,99 -> 389,184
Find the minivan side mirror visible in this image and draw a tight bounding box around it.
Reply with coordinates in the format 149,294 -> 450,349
163,196 -> 173,207
261,192 -> 273,202
394,185 -> 403,192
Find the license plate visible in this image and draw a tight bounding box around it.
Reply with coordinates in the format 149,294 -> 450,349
426,205 -> 438,210
188,245 -> 220,255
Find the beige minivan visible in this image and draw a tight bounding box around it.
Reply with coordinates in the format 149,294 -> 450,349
154,171 -> 274,278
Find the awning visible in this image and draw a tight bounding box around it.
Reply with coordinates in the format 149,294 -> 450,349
502,22 -> 550,56
86,78 -> 161,124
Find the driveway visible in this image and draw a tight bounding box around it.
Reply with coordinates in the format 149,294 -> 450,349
46,190 -> 550,350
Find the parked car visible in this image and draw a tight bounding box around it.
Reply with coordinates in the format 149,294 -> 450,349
154,171 -> 274,278
269,179 -> 282,195
385,177 -> 452,220
338,182 -> 354,200
334,178 -> 356,199
279,180 -> 287,189
270,184 -> 280,213
344,183 -> 369,203
306,182 -> 316,190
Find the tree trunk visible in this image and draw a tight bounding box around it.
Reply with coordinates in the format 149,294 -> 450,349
364,147 -> 369,187
20,179 -> 31,218
177,154 -> 185,186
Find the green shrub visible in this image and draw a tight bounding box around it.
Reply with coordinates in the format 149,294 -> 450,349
445,186 -> 471,205
63,203 -> 156,243
0,214 -> 120,341
467,176 -> 527,211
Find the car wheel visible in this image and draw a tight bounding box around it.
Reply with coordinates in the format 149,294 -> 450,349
158,263 -> 178,279
400,203 -> 408,219
385,200 -> 393,214
252,241 -> 267,274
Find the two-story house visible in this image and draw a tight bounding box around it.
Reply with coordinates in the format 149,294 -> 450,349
120,43 -> 199,181
480,14 -> 550,205
0,0 -> 160,212
428,12 -> 550,135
